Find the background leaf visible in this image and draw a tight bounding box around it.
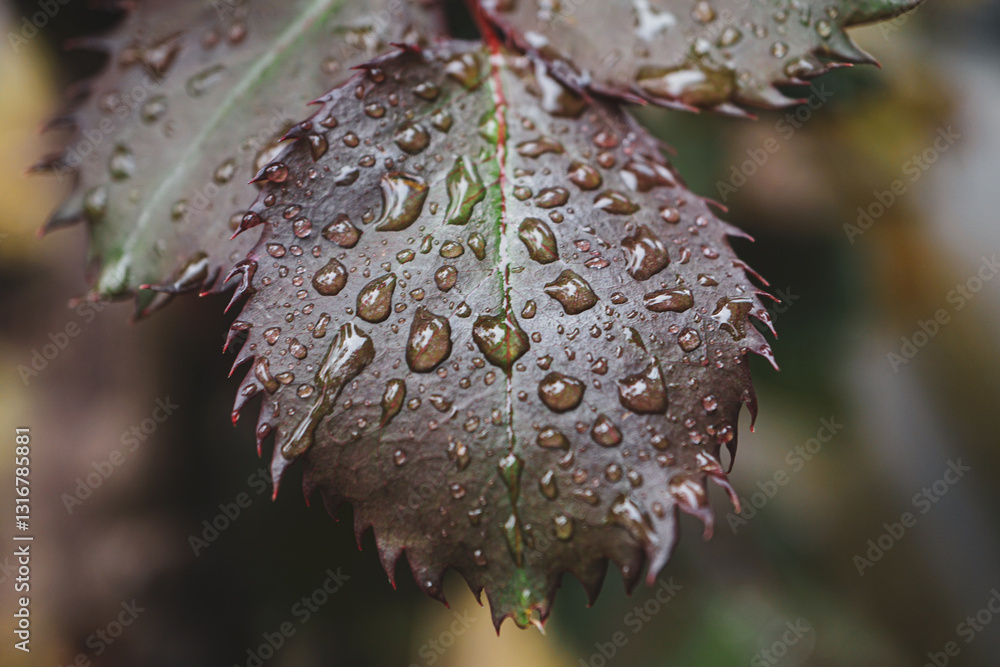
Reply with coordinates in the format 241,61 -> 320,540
478,0 -> 923,113
229,41 -> 775,628
37,0 -> 443,316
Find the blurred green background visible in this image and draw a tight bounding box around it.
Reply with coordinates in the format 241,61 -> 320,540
2,1 -> 999,665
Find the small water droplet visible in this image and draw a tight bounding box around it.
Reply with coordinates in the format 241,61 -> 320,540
553,514 -> 574,540
186,64 -> 225,97
109,145 -> 135,180
643,287 -> 693,312
594,190 -> 639,214
537,426 -> 570,449
381,379 -> 406,426
516,137 -> 564,157
678,327 -> 702,352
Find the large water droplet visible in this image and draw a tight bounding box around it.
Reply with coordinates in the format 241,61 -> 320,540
283,323 -> 375,459
711,297 -> 753,340
312,258 -> 348,296
621,158 -> 675,192
434,265 -> 458,291
468,232 -> 486,260
643,287 -> 693,313
678,327 -> 702,352
544,270 -> 599,314
444,156 -> 486,225
536,187 -> 570,208
622,226 -> 669,281
568,161 -> 602,190
594,190 -> 639,215
445,51 -> 483,89
406,307 -> 452,372
518,218 -> 558,264
473,313 -> 530,372
374,173 -> 429,231
322,214 -> 361,247
394,124 -> 430,155
357,273 -> 396,323
609,495 -> 655,546
617,360 -> 668,414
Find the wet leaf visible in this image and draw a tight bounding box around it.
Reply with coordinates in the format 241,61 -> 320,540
478,0 -> 924,113
229,42 -> 775,629
35,0 -> 443,316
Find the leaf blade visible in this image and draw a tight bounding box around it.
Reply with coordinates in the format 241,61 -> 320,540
230,41 -> 775,628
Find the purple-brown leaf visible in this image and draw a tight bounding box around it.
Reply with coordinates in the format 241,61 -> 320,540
230,41 -> 775,629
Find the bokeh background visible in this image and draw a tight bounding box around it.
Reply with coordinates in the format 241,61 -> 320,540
2,0 -> 999,665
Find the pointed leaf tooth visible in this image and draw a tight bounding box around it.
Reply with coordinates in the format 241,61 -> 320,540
644,514 -> 679,585
376,537 -> 404,588
27,152 -> 68,174
572,559 -> 609,607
